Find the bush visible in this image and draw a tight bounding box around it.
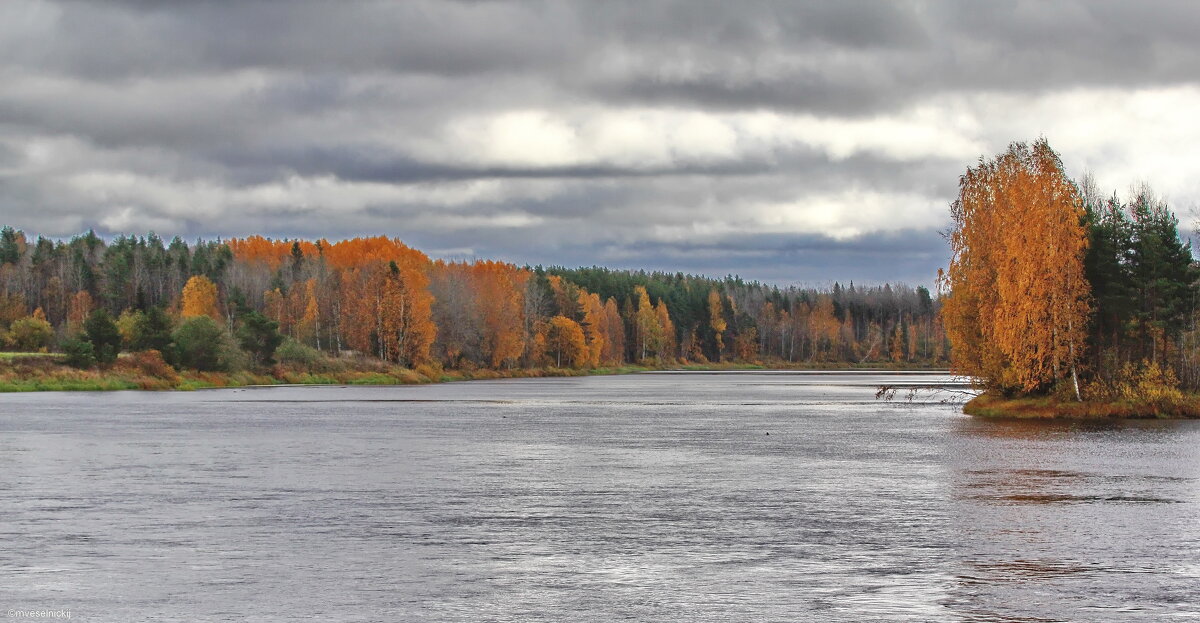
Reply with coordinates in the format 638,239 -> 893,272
116,309 -> 143,349
61,337 -> 96,369
1084,359 -> 1185,409
118,350 -> 181,382
1118,360 -> 1184,408
414,361 -> 444,382
275,338 -> 322,365
6,315 -> 53,351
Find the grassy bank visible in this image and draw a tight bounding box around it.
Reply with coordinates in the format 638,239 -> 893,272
0,354 -> 601,392
963,392 -> 1200,420
0,352 -> 944,393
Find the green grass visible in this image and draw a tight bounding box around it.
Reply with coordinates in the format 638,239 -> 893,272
0,352 -> 63,360
0,378 -> 140,392
347,373 -> 405,385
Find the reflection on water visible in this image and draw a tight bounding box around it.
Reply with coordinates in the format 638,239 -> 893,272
0,371 -> 1197,622
946,415 -> 1200,621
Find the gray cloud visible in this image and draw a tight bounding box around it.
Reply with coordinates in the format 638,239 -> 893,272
3,0 -> 1200,285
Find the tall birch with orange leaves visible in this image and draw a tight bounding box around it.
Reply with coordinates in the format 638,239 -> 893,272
707,289 -> 726,362
600,297 -> 625,365
471,261 -> 528,368
338,260 -> 436,365
577,290 -> 606,368
941,139 -> 1090,398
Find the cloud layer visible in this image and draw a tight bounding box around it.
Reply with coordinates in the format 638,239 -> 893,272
3,1 -> 1200,285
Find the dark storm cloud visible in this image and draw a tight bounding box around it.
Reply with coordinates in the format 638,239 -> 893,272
3,0 -> 1200,284
15,2 -> 1200,110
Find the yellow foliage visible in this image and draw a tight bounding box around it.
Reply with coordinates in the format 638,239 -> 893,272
941,139 -> 1090,396
707,289 -> 725,360
181,275 -> 221,320
1096,360 -> 1185,407
545,315 -> 587,368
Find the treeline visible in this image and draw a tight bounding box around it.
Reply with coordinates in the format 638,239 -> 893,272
943,138 -> 1199,404
0,227 -> 947,372
1083,180 -> 1200,389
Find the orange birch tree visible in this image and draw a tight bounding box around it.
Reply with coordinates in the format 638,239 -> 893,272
181,275 -> 221,320
942,139 -> 1090,398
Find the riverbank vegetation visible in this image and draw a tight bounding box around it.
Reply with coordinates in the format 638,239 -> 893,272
943,138 -> 1200,418
0,225 -> 948,391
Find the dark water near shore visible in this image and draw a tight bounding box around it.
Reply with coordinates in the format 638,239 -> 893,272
1,371 -> 1198,622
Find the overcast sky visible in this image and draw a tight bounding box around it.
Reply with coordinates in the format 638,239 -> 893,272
3,1 -> 1200,286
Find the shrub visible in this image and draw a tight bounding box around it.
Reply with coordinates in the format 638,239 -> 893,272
6,315 -> 53,351
414,361 -> 444,382
276,338 -> 322,365
119,350 -> 181,382
61,337 -> 96,369
116,309 -> 143,349
1118,360 -> 1184,408
1084,359 -> 1185,409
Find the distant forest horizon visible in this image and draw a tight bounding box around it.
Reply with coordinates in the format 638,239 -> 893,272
0,226 -> 948,370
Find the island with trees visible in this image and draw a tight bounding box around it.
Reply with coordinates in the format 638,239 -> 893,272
942,139 -> 1200,418
0,226 -> 947,391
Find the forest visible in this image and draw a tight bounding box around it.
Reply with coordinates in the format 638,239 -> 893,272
0,225 -> 946,388
942,139 -> 1200,416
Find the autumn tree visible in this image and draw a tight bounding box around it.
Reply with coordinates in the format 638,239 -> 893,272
889,322 -> 905,363
578,291 -> 607,367
654,299 -> 675,362
181,275 -> 221,320
5,313 -> 53,351
67,290 -> 93,333
600,297 -> 626,365
263,287 -> 288,333
545,315 -> 587,368
474,262 -> 527,368
941,139 -> 1090,398
707,289 -> 726,362
296,279 -> 321,348
634,286 -> 661,361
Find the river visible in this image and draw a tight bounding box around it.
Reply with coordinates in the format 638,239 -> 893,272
1,371 -> 1197,621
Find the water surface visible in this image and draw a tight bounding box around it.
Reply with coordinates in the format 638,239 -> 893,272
1,371 -> 1197,621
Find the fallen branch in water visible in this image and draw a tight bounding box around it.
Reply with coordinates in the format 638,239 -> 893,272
875,383 -> 978,404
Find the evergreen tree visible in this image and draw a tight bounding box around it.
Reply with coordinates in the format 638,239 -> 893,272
1126,190 -> 1197,363
173,316 -> 227,371
237,310 -> 284,365
0,226 -> 20,265
131,307 -> 175,356
83,309 -> 122,364
1084,194 -> 1135,361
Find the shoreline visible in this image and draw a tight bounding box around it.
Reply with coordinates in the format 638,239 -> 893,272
0,355 -> 947,393
962,392 -> 1200,420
